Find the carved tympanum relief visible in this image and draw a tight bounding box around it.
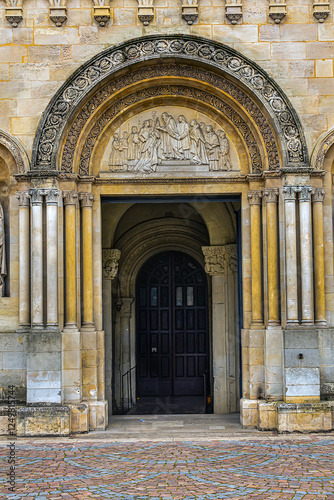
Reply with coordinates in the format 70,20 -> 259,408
103,107 -> 237,175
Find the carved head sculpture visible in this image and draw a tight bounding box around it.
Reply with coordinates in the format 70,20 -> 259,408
131,126 -> 138,133
113,133 -> 119,140
178,115 -> 186,123
217,130 -> 226,138
206,125 -> 214,133
161,112 -> 169,124
190,119 -> 197,127
122,131 -> 128,139
200,122 -> 205,130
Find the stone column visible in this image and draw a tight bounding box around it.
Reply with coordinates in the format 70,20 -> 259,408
102,249 -> 121,416
120,298 -> 134,411
247,191 -> 263,327
312,188 -> 326,326
63,191 -> 78,329
79,193 -> 95,330
45,189 -> 59,330
30,189 -> 44,329
16,191 -> 30,329
282,186 -> 298,325
298,186 -> 314,325
202,246 -> 228,413
62,191 -> 80,404
264,188 -> 280,325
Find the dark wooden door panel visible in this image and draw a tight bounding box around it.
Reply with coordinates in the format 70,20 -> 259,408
136,251 -> 208,397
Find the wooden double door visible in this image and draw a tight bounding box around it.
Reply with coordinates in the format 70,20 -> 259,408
136,251 -> 209,397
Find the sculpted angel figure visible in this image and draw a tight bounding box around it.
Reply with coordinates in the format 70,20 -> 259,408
177,115 -> 191,160
189,119 -> 208,165
0,203 -> 6,297
204,125 -> 220,171
217,130 -> 232,171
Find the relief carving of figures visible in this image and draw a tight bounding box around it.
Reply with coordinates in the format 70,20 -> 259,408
108,111 -> 233,174
0,203 -> 7,297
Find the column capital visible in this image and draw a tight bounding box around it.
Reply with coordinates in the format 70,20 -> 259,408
264,188 -> 279,203
282,185 -> 297,201
297,185 -> 312,202
202,246 -> 226,275
63,190 -> 78,206
45,189 -> 59,205
79,192 -> 94,207
247,190 -> 263,205
225,244 -> 237,274
16,191 -> 30,207
120,297 -> 133,316
29,189 -> 44,205
102,249 -> 121,280
312,187 -> 325,203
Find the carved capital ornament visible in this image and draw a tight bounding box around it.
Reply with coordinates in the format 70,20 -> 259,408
248,190 -> 263,205
103,249 -> 121,280
202,246 -> 226,275
312,187 -> 325,203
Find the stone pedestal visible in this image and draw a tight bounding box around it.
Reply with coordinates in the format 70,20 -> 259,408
283,329 -> 320,403
88,400 -> 108,430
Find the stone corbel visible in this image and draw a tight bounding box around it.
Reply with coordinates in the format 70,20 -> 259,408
137,0 -> 154,26
181,0 -> 198,25
269,1 -> 286,24
313,1 -> 330,22
202,246 -> 226,276
93,0 -> 111,27
49,0 -> 67,27
102,249 -> 121,280
5,0 -> 23,27
225,0 -> 242,25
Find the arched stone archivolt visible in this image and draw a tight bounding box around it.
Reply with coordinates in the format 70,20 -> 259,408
31,35 -> 308,172
0,130 -> 30,174
311,128 -> 334,170
78,85 -> 262,176
60,64 -> 280,176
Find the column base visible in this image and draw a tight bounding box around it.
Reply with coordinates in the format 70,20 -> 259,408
301,320 -> 314,326
81,322 -> 96,332
68,403 -> 89,433
63,323 -> 79,332
88,400 -> 108,430
30,324 -> 45,332
16,324 -> 30,333
45,324 -> 60,333
315,320 -> 327,327
250,321 -> 264,329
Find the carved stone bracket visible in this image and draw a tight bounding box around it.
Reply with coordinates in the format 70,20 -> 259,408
93,1 -> 111,27
16,191 -> 30,207
5,1 -> 23,28
269,2 -> 286,24
225,1 -> 243,24
79,192 -> 94,207
313,1 -> 330,22
49,0 -> 67,27
137,0 -> 154,26
182,1 -> 198,25
312,187 -> 325,203
264,188 -> 279,203
103,249 -> 121,280
202,246 -> 226,275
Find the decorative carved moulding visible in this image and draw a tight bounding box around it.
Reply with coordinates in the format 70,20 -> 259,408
313,1 -> 330,22
225,1 -> 242,24
269,2 -> 286,24
181,1 -> 198,25
5,5 -> 23,28
137,0 -> 154,26
49,1 -> 67,27
93,1 -> 111,26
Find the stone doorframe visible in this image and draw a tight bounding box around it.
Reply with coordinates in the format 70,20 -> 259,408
101,203 -> 240,416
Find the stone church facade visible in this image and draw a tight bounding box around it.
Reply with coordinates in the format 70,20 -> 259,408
1,0 -> 334,435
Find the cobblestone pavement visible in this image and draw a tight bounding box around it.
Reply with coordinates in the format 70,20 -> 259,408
1,433 -> 334,499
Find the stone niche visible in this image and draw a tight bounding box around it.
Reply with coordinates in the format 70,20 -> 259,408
100,106 -> 240,179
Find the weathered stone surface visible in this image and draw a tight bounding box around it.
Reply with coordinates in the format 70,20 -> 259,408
16,406 -> 70,436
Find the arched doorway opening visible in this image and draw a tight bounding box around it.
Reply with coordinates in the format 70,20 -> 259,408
135,251 -> 209,413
